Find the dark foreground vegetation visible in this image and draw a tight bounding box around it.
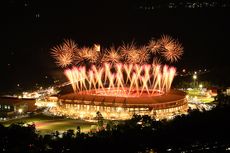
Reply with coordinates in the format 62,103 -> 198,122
0,104 -> 230,153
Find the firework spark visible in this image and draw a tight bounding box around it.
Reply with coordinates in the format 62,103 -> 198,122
152,57 -> 162,66
94,44 -> 100,52
160,35 -> 174,45
51,39 -> 77,67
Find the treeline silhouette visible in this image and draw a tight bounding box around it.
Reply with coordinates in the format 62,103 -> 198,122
0,105 -> 230,152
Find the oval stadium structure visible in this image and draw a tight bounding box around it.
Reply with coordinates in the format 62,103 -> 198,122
50,89 -> 188,120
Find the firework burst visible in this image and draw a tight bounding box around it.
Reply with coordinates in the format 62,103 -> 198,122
120,42 -> 137,61
147,38 -> 161,54
137,46 -> 149,64
102,47 -> 120,64
50,36 -> 183,95
126,49 -> 139,64
75,47 -> 99,65
51,39 -> 77,67
51,35 -> 184,68
160,35 -> 184,62
126,46 -> 149,64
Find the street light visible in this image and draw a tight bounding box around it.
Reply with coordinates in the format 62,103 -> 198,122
193,74 -> 197,89
193,74 -> 197,80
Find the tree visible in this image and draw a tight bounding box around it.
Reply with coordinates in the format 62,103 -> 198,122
76,126 -> 81,136
96,111 -> 104,128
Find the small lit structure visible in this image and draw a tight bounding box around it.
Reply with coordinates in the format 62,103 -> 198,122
0,97 -> 36,120
193,74 -> 197,88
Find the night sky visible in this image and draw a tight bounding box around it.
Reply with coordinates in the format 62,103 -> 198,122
1,0 -> 230,93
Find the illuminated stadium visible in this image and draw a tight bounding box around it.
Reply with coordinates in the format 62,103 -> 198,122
48,35 -> 188,120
